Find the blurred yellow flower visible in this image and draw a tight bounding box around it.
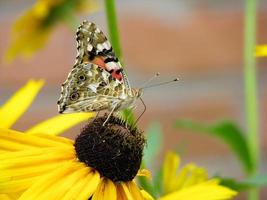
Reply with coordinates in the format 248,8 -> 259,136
158,152 -> 237,200
5,0 -> 97,62
255,45 -> 267,57
0,79 -> 95,135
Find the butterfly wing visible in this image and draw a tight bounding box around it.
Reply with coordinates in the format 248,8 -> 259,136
57,63 -> 126,113
75,20 -> 130,89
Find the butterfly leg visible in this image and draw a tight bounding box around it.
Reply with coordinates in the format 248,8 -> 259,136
102,103 -> 118,126
96,111 -> 100,118
90,111 -> 101,123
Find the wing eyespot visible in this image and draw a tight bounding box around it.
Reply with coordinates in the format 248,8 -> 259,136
79,74 -> 86,81
70,92 -> 80,101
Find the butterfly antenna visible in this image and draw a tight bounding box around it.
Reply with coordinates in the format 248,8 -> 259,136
133,97 -> 146,126
140,72 -> 160,88
141,78 -> 179,89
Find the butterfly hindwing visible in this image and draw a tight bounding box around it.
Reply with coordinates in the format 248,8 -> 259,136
58,63 -> 126,113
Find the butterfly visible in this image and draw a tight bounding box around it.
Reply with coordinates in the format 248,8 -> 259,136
57,20 -> 142,124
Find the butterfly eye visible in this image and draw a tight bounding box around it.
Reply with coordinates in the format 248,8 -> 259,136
70,92 -> 80,101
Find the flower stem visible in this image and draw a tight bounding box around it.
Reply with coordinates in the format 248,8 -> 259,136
244,0 -> 259,199
104,0 -> 122,60
104,0 -> 135,125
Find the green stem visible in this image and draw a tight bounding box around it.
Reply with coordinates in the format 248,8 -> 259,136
104,0 -> 122,60
244,0 -> 259,199
104,0 -> 135,125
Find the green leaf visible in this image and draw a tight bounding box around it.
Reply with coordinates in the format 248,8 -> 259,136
218,173 -> 267,191
137,163 -> 163,198
219,177 -> 251,191
152,167 -> 163,197
137,122 -> 163,198
243,173 -> 267,186
121,108 -> 135,127
174,120 -> 253,174
143,122 -> 163,168
137,176 -> 156,198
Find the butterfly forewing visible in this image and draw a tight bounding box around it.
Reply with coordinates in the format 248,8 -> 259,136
75,21 -> 130,88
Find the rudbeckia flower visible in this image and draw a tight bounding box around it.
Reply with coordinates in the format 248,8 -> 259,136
0,79 -> 94,135
158,152 -> 237,200
0,116 -> 151,199
5,0 -> 97,62
255,45 -> 267,57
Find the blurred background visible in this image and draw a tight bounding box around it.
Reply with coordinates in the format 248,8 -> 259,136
0,0 -> 266,198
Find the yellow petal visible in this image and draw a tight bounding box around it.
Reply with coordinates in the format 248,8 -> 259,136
255,45 -> 267,57
159,180 -> 237,200
37,165 -> 90,200
0,148 -> 76,193
0,147 -> 75,169
61,169 -> 97,200
126,181 -> 144,200
162,151 -> 180,194
116,183 -> 128,200
137,169 -> 152,180
0,194 -> 14,200
0,176 -> 39,193
75,170 -> 101,200
26,113 -> 95,136
0,193 -> 21,200
17,162 -> 83,200
121,182 -> 134,200
172,163 -> 197,190
5,193 -> 21,199
182,167 -> 208,188
0,80 -> 44,128
0,128 -> 73,151
32,1 -> 49,18
32,133 -> 73,146
140,190 -> 154,200
92,178 -> 116,200
5,27 -> 51,62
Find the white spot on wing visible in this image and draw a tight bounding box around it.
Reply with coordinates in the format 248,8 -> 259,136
88,83 -> 98,93
87,44 -> 93,51
103,42 -> 110,50
106,62 -> 120,71
97,43 -> 104,51
102,71 -> 110,83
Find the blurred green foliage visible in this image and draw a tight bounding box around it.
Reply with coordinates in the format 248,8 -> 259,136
174,120 -> 253,174
219,173 -> 267,191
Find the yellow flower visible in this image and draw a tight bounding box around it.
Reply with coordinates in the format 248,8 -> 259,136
255,45 -> 267,57
0,116 -> 151,199
158,152 -> 237,200
5,0 -> 98,62
0,79 -> 94,135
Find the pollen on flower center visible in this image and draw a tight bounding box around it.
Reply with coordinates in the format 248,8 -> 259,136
74,115 -> 145,182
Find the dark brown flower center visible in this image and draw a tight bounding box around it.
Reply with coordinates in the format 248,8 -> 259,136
74,115 -> 145,182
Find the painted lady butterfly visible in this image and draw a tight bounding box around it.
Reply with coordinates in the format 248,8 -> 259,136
57,20 -> 142,123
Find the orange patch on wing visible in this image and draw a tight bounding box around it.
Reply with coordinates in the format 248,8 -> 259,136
111,71 -> 123,81
92,56 -> 106,69
92,56 -> 123,81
